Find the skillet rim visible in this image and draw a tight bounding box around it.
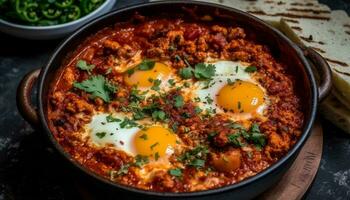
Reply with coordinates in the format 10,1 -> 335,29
38,0 -> 318,197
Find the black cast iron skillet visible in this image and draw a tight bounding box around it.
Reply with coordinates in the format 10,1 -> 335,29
16,1 -> 332,199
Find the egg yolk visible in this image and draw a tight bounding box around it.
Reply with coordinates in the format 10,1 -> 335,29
124,62 -> 171,88
217,81 -> 264,113
134,126 -> 176,157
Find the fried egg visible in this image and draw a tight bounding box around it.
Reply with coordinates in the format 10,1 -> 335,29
87,113 -> 179,159
190,60 -> 268,120
123,61 -> 180,97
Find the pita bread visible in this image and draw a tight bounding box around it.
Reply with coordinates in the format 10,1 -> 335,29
280,10 -> 350,106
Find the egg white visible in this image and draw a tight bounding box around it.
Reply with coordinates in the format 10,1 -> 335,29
183,60 -> 268,121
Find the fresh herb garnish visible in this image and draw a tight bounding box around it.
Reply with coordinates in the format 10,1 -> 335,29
76,60 -> 95,74
117,163 -> 130,175
169,168 -> 182,177
194,106 -> 202,114
227,78 -> 234,85
150,142 -> 159,150
152,110 -> 166,121
106,114 -> 121,123
178,146 -> 209,169
245,66 -> 257,73
73,75 -> 116,102
151,79 -> 162,91
120,117 -> 138,129
168,79 -> 176,87
179,67 -> 194,79
96,132 -> 106,139
174,95 -> 184,108
139,133 -> 148,140
205,95 -> 213,104
155,152 -> 160,161
194,63 -> 216,80
134,155 -> 149,167
137,59 -> 156,71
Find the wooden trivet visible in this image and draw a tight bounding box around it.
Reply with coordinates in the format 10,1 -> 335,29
258,120 -> 323,200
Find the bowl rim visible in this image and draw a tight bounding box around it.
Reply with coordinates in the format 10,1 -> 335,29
38,0 -> 318,197
0,0 -> 114,30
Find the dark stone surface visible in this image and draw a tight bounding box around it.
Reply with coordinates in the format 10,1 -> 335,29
0,0 -> 349,200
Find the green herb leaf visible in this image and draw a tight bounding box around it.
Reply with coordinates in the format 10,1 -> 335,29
151,79 -> 162,91
106,114 -> 121,123
139,133 -> 148,140
73,75 -> 116,102
194,63 -> 216,80
179,67 -> 193,79
138,59 -> 155,71
178,146 -> 209,169
244,66 -> 257,73
120,117 -> 138,129
76,60 -> 95,74
134,155 -> 149,167
189,159 -> 205,168
117,163 -> 130,175
152,110 -> 166,121
96,132 -> 106,139
150,142 -> 159,150
174,95 -> 184,108
168,79 -> 176,87
155,152 -> 160,161
169,168 -> 182,177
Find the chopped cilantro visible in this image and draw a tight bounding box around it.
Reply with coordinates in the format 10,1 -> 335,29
179,67 -> 193,79
205,95 -> 213,104
235,66 -> 239,73
194,106 -> 202,114
194,63 -> 216,80
129,86 -> 146,102
73,75 -> 116,102
174,95 -> 184,108
174,55 -> 182,62
245,66 -> 257,73
117,163 -> 130,175
183,57 -> 192,68
168,79 -> 176,87
228,133 -> 245,147
76,60 -> 95,74
120,117 -> 138,129
227,78 -> 234,85
184,82 -> 190,88
134,155 -> 149,167
137,59 -> 155,71
155,152 -> 160,161
169,168 -> 182,177
139,134 -> 148,140
151,79 -> 162,91
238,101 -> 241,110
152,110 -> 166,121
96,132 -> 106,139
150,142 -> 159,150
194,97 -> 201,102
106,114 -> 121,123
178,146 -> 209,169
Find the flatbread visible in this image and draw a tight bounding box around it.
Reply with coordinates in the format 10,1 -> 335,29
280,10 -> 350,106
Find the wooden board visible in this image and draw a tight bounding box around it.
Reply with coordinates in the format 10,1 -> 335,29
258,121 -> 323,200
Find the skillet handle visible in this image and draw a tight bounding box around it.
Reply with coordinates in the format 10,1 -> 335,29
16,68 -> 41,127
301,46 -> 332,102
